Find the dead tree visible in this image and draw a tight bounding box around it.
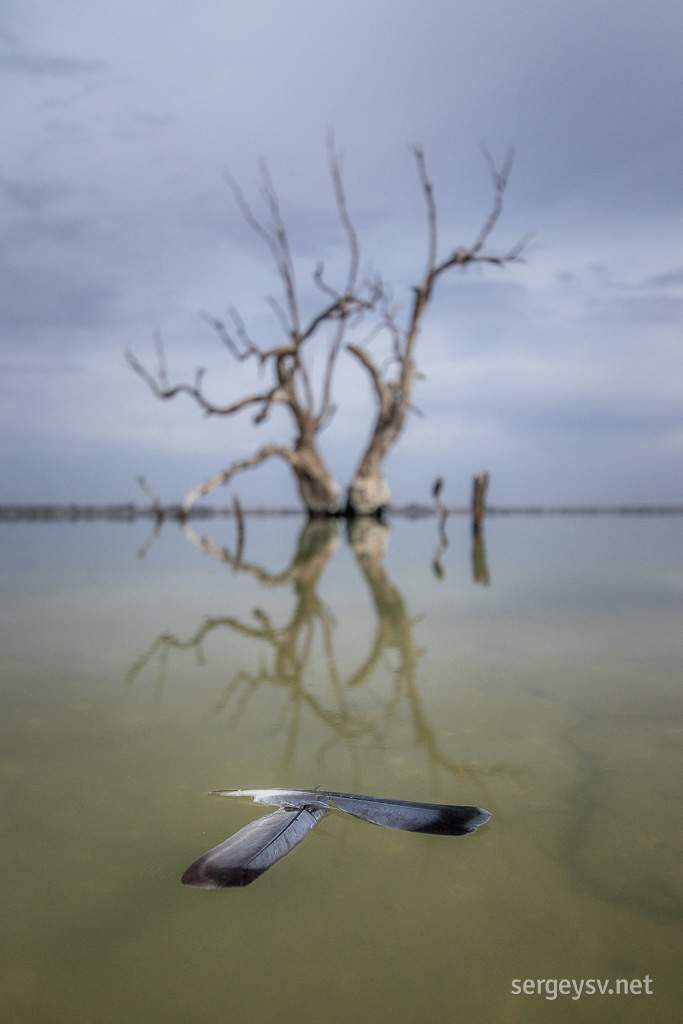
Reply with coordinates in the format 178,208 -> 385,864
128,143 -> 528,517
127,140 -> 380,516
346,148 -> 529,514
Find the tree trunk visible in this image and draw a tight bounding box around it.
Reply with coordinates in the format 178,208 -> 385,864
346,460 -> 392,517
344,345 -> 417,517
292,442 -> 341,516
345,383 -> 407,516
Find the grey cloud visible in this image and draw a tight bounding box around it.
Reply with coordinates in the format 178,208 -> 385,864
438,278 -> 529,317
543,263 -> 683,329
580,293 -> 683,327
0,362 -> 82,375
125,112 -> 176,129
0,175 -> 85,249
491,402 -> 683,438
42,119 -> 88,139
110,112 -> 178,143
1,176 -> 73,211
645,268 -> 683,288
3,211 -> 88,247
0,266 -> 115,333
0,46 -> 103,77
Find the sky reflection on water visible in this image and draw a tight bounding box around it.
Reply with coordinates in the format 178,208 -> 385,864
0,515 -> 681,1022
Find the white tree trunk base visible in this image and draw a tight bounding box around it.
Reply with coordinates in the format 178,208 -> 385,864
347,474 -> 391,516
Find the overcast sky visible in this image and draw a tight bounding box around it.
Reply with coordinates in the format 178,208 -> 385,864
2,0 -> 682,507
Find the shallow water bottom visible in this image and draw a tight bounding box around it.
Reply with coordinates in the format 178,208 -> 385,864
1,515 -> 681,1022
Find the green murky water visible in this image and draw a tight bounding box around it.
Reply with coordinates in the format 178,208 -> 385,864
1,514 -> 681,1023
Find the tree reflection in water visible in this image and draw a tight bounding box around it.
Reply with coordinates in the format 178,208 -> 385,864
128,517 -> 512,790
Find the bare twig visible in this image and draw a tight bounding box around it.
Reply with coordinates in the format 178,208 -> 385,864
200,310 -> 261,362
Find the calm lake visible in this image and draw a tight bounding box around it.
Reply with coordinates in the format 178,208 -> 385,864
1,513 -> 681,1023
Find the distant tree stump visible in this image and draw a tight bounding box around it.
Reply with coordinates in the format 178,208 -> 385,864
472,473 -> 489,535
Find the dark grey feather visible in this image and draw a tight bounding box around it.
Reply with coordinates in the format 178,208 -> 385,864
181,804 -> 328,888
209,788 -> 490,835
326,792 -> 489,835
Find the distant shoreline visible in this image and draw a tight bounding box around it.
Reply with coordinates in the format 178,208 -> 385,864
1,503 -> 683,522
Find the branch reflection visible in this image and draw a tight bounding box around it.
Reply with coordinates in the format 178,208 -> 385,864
128,518 -> 512,787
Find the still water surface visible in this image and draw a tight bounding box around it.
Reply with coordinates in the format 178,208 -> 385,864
1,514 -> 681,1023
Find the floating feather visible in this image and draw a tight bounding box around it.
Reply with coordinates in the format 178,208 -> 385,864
181,804 -> 329,888
182,788 -> 490,888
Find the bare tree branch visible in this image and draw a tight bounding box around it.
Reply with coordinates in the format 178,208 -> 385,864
346,145 -> 529,515
347,344 -> 393,416
181,444 -> 296,513
320,137 -> 375,422
413,145 -> 438,277
430,148 -> 531,278
328,132 -> 360,296
258,158 -> 300,334
266,295 -> 293,339
470,144 -> 514,253
126,343 -> 290,420
313,260 -> 340,300
200,310 -> 262,362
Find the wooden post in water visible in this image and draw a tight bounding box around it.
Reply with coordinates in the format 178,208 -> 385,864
471,472 -> 490,585
471,473 -> 489,536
